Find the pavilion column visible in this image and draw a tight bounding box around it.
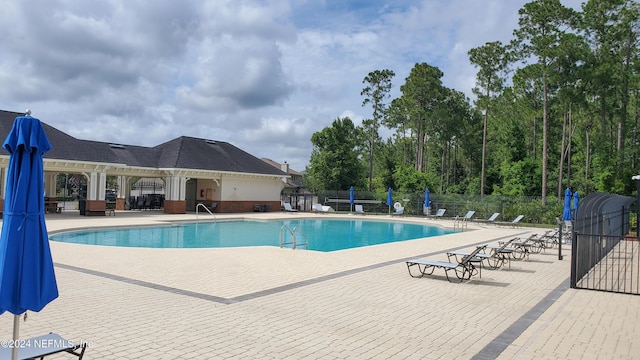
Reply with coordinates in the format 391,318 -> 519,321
116,175 -> 128,210
163,175 -> 187,214
84,170 -> 107,216
45,173 -> 57,197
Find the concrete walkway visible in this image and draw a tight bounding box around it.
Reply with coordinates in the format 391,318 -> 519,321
2,211 -> 639,359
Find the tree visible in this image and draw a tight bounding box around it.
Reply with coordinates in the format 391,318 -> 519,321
305,117 -> 365,191
468,41 -> 509,197
361,69 -> 395,191
399,63 -> 446,172
511,0 -> 577,205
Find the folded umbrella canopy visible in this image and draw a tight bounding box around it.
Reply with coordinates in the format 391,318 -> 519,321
349,186 -> 354,213
0,113 -> 58,359
387,188 -> 393,215
562,188 -> 573,221
424,188 -> 430,208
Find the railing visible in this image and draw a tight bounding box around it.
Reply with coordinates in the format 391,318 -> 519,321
453,216 -> 469,230
280,225 -> 308,250
572,233 -> 640,295
195,203 -> 216,220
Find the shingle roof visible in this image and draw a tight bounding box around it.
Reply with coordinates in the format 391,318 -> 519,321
154,136 -> 285,175
0,110 -> 286,176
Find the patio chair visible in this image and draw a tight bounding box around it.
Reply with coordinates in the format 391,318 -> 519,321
405,245 -> 487,282
283,202 -> 298,212
354,204 -> 365,214
0,333 -> 87,359
448,237 -> 519,272
392,202 -> 404,216
538,229 -> 560,249
474,212 -> 500,223
460,210 -> 475,221
446,247 -> 492,278
429,208 -> 446,219
313,204 -> 334,213
509,233 -> 542,259
495,214 -> 524,227
483,237 -> 523,269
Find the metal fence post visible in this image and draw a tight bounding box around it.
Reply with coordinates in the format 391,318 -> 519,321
556,217 -> 563,260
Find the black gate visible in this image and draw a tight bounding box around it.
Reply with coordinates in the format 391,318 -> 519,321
570,192 -> 639,295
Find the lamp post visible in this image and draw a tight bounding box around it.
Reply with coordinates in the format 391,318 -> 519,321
633,175 -> 640,237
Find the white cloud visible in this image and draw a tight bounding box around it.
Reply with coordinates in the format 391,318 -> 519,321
0,0 -> 583,171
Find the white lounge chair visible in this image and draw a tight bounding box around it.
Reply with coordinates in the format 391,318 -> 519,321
461,210 -> 475,221
496,215 -> 524,227
355,204 -> 365,214
283,202 -> 298,212
313,204 -> 335,213
430,208 -> 446,219
475,212 -> 500,223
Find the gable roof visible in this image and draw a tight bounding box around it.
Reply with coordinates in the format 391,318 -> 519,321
0,110 -> 286,177
261,157 -> 303,176
154,137 -> 284,175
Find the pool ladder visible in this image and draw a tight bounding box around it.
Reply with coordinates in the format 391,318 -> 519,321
280,225 -> 308,250
195,203 -> 217,220
453,215 -> 468,230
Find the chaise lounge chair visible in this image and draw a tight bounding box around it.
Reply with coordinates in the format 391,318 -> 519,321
313,204 -> 335,213
483,237 -> 523,269
510,233 -> 544,258
537,229 -> 560,249
283,202 -> 298,212
446,247 -> 491,278
405,245 -> 487,282
460,210 -> 475,221
495,214 -> 524,227
474,212 -> 500,223
354,204 -> 365,214
429,208 -> 446,219
447,237 -> 519,272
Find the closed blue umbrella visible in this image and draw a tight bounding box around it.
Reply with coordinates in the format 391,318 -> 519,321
0,113 -> 58,359
562,188 -> 573,221
349,186 -> 354,213
423,188 -> 430,208
387,188 -> 393,215
573,191 -> 580,219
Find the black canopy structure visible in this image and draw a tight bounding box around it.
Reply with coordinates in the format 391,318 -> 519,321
574,192 -> 635,237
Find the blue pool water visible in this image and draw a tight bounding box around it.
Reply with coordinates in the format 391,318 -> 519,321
49,219 -> 454,252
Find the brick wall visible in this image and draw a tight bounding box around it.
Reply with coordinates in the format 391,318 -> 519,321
218,201 -> 280,213
164,200 -> 186,214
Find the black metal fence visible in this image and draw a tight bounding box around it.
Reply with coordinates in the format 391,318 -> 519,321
310,190 -> 560,222
571,232 -> 640,295
571,198 -> 640,295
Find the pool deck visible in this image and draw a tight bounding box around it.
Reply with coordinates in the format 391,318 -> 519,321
2,210 -> 640,359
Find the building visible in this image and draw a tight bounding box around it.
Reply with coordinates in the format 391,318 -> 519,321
0,110 -> 289,215
261,158 -> 304,193
261,158 -> 313,211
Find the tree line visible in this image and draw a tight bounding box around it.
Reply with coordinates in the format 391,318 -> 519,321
305,0 -> 640,205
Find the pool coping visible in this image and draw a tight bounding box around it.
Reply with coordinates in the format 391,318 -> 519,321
16,211 -> 615,359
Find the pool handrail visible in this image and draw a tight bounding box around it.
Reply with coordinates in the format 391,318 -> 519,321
280,225 -> 308,250
196,203 -> 216,220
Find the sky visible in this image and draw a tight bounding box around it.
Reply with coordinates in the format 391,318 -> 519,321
0,0 -> 582,172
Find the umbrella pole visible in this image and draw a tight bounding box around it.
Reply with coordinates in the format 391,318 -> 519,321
12,314 -> 19,360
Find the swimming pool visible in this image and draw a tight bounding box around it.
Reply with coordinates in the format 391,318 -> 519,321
49,219 -> 454,252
